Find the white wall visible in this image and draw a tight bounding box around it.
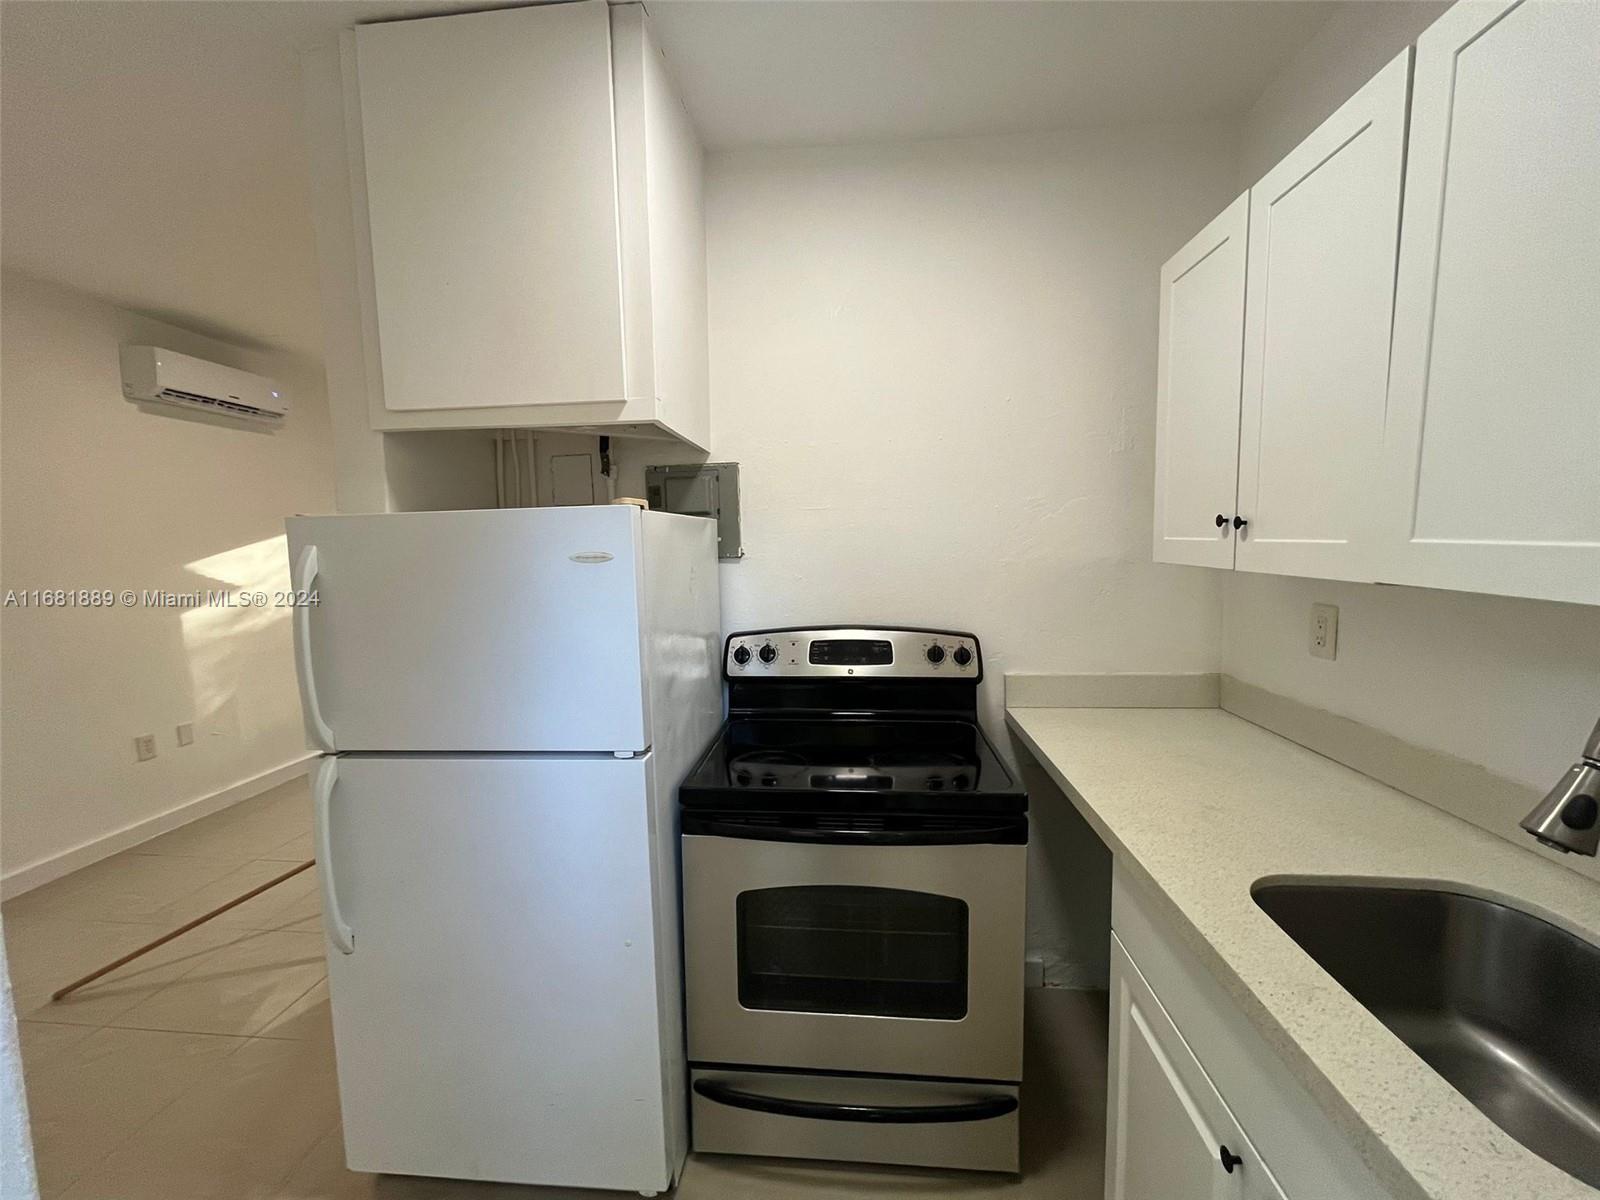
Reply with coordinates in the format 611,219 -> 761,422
619,124 -> 1243,988
1221,0 -> 1600,791
1225,576 -> 1600,790
626,121 -> 1243,736
0,271 -> 335,888
1237,1 -> 1451,185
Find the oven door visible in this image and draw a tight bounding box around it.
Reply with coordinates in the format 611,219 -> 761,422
682,814 -> 1026,1082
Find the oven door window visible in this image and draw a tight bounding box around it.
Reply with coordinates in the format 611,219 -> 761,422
736,886 -> 969,1020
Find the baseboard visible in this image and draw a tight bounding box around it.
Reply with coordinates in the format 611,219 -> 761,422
0,754 -> 316,899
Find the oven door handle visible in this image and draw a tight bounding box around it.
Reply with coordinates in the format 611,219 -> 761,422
693,819 -> 1016,846
693,1079 -> 1017,1124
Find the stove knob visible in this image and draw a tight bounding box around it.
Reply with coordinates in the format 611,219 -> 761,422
926,645 -> 946,665
732,645 -> 751,666
758,643 -> 778,665
953,645 -> 973,668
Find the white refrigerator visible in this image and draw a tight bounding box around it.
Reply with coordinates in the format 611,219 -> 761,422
284,505 -> 721,1194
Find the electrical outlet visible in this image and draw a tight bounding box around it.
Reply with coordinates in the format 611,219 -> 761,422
176,722 -> 195,747
1024,955 -> 1045,989
1310,603 -> 1339,660
134,734 -> 157,762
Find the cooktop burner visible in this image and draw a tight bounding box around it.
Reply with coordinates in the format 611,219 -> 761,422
681,717 -> 1026,813
729,750 -> 808,768
680,626 -> 1027,816
869,750 -> 966,768
726,739 -> 979,792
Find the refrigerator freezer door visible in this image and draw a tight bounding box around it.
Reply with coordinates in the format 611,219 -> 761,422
286,506 -> 648,752
318,753 -> 678,1191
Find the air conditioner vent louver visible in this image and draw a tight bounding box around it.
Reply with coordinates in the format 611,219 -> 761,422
120,346 -> 288,426
155,388 -> 284,421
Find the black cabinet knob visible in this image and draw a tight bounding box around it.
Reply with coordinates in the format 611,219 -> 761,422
1232,516 -> 1248,531
1220,1145 -> 1242,1174
1215,513 -> 1228,528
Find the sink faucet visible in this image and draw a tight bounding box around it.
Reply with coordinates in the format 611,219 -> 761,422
1521,715 -> 1600,855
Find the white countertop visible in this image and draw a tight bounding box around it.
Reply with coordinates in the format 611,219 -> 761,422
1006,704 -> 1600,1200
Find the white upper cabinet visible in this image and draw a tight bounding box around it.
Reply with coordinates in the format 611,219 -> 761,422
1152,1 -> 1598,607
1376,0 -> 1600,606
1233,51 -> 1411,583
357,2 -> 624,415
1153,194 -> 1249,570
344,2 -> 709,448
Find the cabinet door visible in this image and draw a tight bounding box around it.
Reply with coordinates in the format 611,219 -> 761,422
1376,0 -> 1600,606
1153,195 -> 1249,569
355,1 -> 627,412
1106,937 -> 1285,1200
1234,52 -> 1411,582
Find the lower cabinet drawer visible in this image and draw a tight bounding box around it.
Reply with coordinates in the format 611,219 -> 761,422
690,1067 -> 1020,1173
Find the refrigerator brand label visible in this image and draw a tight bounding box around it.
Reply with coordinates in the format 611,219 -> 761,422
569,551 -> 614,564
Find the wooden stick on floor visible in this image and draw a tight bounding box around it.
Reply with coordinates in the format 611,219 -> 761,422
51,859 -> 316,1002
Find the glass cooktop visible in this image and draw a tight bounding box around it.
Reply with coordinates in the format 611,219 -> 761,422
678,718 -> 1027,812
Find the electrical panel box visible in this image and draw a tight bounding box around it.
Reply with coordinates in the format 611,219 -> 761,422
645,463 -> 741,560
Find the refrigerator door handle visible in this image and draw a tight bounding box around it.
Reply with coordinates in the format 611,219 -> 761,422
293,544 -> 336,751
313,756 -> 355,954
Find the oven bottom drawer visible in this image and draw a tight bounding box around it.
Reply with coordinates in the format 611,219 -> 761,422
690,1067 -> 1019,1173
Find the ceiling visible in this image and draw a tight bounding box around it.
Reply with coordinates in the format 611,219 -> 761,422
652,1 -> 1343,149
1,0 -> 1345,363
0,0 -> 491,362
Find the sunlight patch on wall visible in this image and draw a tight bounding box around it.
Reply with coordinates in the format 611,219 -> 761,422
180,534 -> 292,722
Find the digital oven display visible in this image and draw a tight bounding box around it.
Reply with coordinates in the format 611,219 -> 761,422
808,639 -> 894,666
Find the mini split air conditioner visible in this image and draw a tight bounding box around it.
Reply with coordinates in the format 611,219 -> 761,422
119,346 -> 288,425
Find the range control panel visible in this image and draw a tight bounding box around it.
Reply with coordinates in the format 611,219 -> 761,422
725,627 -> 981,680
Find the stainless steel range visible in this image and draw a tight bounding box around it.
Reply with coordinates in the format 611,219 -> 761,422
679,627 -> 1027,1173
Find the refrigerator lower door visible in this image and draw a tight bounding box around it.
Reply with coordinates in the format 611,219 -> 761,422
317,754 -> 678,1191
286,506 -> 649,753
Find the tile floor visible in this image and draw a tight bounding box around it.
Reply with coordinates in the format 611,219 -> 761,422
5,777 -> 1108,1198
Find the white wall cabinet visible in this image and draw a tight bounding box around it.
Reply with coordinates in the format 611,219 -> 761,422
356,1 -> 623,418
1234,52 -> 1409,583
340,1 -> 709,448
1107,936 -> 1286,1200
1152,55 -> 1408,582
1154,0 -> 1598,607
1153,194 -> 1249,570
1375,0 -> 1600,606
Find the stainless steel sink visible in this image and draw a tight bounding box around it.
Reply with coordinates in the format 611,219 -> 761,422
1252,882 -> 1600,1189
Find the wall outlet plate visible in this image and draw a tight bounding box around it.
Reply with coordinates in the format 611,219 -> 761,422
1024,955 -> 1045,989
176,722 -> 195,746
134,734 -> 157,762
1310,603 -> 1339,660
